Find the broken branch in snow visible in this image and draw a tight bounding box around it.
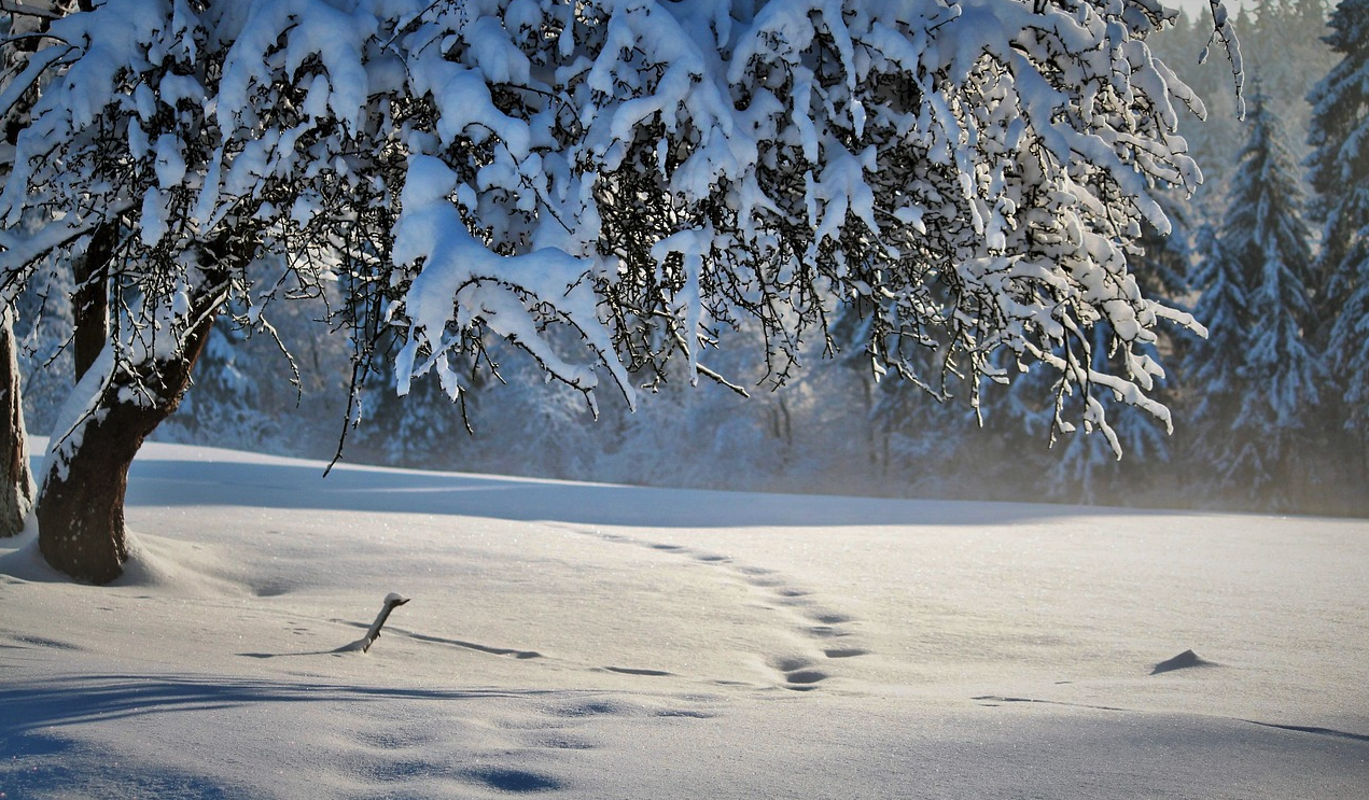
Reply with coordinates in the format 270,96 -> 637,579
343,592 -> 410,653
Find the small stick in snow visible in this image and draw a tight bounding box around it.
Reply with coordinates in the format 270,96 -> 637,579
355,592 -> 410,653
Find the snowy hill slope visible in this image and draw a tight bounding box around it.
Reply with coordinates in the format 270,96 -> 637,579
2,442 -> 1367,798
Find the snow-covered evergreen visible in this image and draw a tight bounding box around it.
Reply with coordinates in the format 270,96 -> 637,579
1185,90 -> 1318,507
1182,223 -> 1245,460
1307,0 -> 1369,446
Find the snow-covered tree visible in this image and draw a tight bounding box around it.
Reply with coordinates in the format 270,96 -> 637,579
0,0 -> 78,536
1184,90 -> 1317,507
1179,223 -> 1243,469
1230,91 -> 1318,507
1307,0 -> 1369,460
0,306 -> 31,535
0,0 -> 1229,582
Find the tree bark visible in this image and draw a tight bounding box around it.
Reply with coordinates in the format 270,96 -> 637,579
71,223 -> 114,382
37,268 -> 226,584
0,312 -> 35,537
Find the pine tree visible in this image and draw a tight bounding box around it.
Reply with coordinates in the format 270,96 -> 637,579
1186,90 -> 1318,508
1184,223 -> 1246,419
1306,0 -> 1369,494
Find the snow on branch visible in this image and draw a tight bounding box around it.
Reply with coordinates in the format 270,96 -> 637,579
0,0 -> 1220,456
1201,0 -> 1246,118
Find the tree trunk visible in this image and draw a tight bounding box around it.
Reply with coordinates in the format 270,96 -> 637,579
0,311 -> 35,537
72,223 -> 114,381
0,2 -> 59,538
37,279 -> 224,584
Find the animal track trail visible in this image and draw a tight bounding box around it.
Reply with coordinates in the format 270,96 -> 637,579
724,564 -> 874,691
563,526 -> 871,691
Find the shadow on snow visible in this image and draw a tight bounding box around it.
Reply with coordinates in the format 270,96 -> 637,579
0,675 -> 561,799
120,454 -> 1163,530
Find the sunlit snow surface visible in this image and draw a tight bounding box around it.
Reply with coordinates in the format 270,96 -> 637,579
2,441 -> 1367,799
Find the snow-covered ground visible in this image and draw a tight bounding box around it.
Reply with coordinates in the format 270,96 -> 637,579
2,441 -> 1366,799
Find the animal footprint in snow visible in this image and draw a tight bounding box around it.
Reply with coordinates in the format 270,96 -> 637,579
770,656 -> 830,691
823,647 -> 868,659
784,669 -> 829,688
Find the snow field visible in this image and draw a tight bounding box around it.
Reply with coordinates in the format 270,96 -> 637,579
2,441 -> 1367,798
